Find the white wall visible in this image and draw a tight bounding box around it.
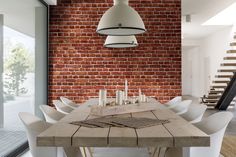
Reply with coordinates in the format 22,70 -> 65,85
182,47 -> 201,97
182,25 -> 236,97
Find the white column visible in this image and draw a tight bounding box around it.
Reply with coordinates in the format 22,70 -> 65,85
35,7 -> 47,118
0,14 -> 4,128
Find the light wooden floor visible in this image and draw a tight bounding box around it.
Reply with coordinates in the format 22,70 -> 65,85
221,135 -> 236,157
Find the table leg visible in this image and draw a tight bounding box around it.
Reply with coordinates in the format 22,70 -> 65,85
63,147 -> 83,157
183,147 -> 190,157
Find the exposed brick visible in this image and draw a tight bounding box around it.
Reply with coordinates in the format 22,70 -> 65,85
48,0 -> 181,105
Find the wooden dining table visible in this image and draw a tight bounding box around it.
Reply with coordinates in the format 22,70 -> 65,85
37,98 -> 210,157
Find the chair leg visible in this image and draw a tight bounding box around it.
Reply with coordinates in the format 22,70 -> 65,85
162,147 -> 182,157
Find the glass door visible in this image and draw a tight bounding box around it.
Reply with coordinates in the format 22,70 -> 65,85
0,0 -> 47,156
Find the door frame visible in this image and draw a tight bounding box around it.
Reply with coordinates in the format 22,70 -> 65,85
0,14 -> 3,128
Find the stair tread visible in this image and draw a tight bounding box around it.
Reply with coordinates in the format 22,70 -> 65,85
227,50 -> 236,53
209,90 -> 224,91
204,98 -> 219,101
205,103 -> 217,106
211,85 -> 227,88
221,63 -> 236,66
230,42 -> 236,46
218,69 -> 236,72
207,95 -> 222,98
215,75 -> 233,78
212,80 -> 230,83
224,57 -> 236,60
207,93 -> 222,95
209,90 -> 225,93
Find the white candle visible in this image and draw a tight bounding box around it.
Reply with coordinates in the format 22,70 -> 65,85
125,79 -> 128,100
99,89 -> 103,106
138,88 -> 142,102
141,94 -> 146,103
118,90 -> 123,105
99,89 -> 107,106
115,90 -> 119,105
103,89 -> 107,106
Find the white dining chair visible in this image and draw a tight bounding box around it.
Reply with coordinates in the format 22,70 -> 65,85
164,111 -> 233,157
169,100 -> 192,115
19,112 -> 90,157
165,96 -> 182,107
39,105 -> 93,157
53,100 -> 74,114
60,96 -> 78,109
18,112 -> 61,157
40,105 -> 66,124
180,104 -> 207,123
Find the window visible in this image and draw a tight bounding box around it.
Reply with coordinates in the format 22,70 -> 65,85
0,0 -> 48,155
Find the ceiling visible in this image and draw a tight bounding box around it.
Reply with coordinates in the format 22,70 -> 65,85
0,0 -> 44,37
182,0 -> 236,40
1,0 -> 235,40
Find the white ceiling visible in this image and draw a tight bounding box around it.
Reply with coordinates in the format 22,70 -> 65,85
182,0 -> 236,40
1,0 -> 235,40
0,0 -> 43,37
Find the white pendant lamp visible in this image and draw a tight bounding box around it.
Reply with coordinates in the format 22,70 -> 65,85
97,0 -> 146,36
104,35 -> 138,48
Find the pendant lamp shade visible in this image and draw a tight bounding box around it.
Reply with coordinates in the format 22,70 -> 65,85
97,0 -> 146,36
104,35 -> 138,48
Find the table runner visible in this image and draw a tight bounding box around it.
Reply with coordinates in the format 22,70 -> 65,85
70,117 -> 169,129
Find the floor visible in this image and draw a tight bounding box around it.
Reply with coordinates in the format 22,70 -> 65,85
19,96 -> 236,157
0,97 -> 33,157
0,129 -> 26,156
221,135 -> 236,157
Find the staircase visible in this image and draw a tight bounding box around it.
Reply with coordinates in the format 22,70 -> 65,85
202,37 -> 236,109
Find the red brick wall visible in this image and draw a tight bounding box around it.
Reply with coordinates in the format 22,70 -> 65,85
49,0 -> 181,104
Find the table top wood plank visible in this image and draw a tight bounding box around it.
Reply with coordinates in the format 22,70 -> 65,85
152,109 -> 210,147
72,113 -> 110,147
37,123 -> 79,147
132,111 -> 174,147
109,113 -> 137,147
71,98 -> 110,147
72,126 -> 110,147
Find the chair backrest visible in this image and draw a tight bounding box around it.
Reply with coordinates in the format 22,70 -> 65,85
60,96 -> 78,109
180,104 -> 207,123
53,100 -> 74,114
194,111 -> 233,135
166,96 -> 182,107
40,105 -> 66,124
18,112 -> 57,157
189,111 -> 233,157
170,100 -> 192,115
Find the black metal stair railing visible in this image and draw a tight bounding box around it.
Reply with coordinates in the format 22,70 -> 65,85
215,72 -> 236,110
